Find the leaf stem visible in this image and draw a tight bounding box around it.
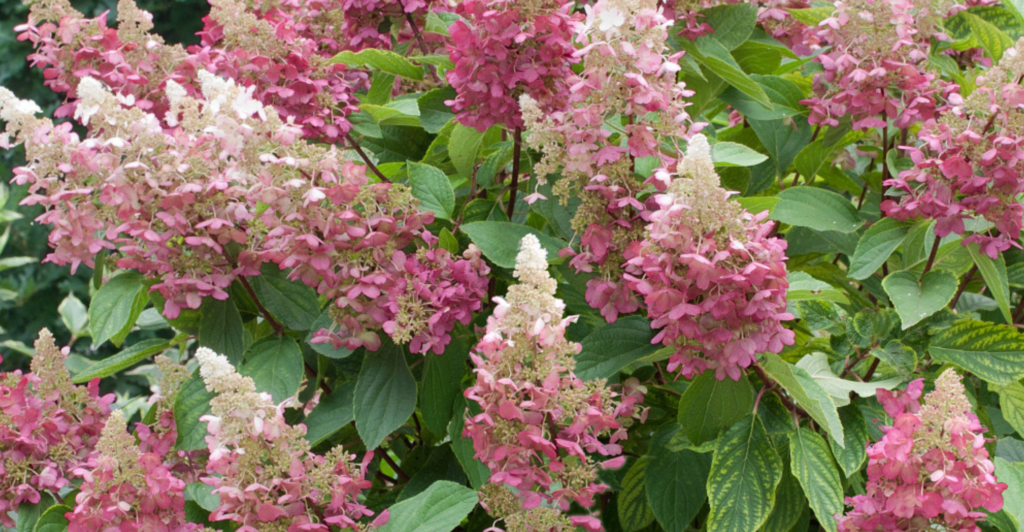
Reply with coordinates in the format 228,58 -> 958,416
506,126 -> 522,220
920,236 -> 941,281
344,132 -> 389,183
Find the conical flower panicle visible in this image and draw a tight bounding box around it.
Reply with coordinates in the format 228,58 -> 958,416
466,235 -> 645,532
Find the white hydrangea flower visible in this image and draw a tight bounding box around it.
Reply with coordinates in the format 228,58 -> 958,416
677,133 -> 718,185
73,77 -> 108,126
0,87 -> 42,124
196,346 -> 255,393
197,69 -> 233,115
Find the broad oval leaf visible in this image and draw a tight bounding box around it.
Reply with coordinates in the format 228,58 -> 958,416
646,445 -> 712,532
770,187 -> 863,234
174,371 -> 216,451
712,141 -> 768,167
761,353 -> 845,447
241,335 -> 304,403
32,503 -> 70,532
998,381 -> 1024,436
421,338 -> 469,436
706,414 -> 783,532
408,162 -> 455,220
305,380 -> 356,447
198,297 -> 245,365
354,339 -> 417,449
89,272 -> 149,348
848,218 -> 913,280
376,480 -> 478,532
459,222 -> 565,269
883,270 -> 958,330
576,316 -> 660,381
677,369 -> 755,446
251,264 -> 321,331
967,244 -> 1012,323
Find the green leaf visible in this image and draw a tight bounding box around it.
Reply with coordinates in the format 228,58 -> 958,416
967,244 -> 1013,323
870,339 -> 918,379
185,482 -> 220,513
16,494 -> 54,532
706,414 -> 783,532
174,370 -> 216,451
354,339 -> 417,449
304,380 -> 356,447
761,353 -> 845,447
761,458 -> 807,532
965,12 -> 1015,61
748,117 -> 813,178
89,272 -> 149,348
930,319 -> 1024,385
712,141 -> 768,167
996,457 -> 1024,527
448,123 -> 484,178
330,49 -> 424,80
72,338 -> 169,383
771,187 -> 863,233
377,480 -> 477,532
421,338 -> 469,436
459,222 -> 565,269
789,428 -> 844,532
831,405 -> 869,478
619,456 -> 656,532
448,397 -> 490,488
998,382 -> 1024,436
408,162 -> 455,220
58,293 -> 88,337
240,336 -> 303,403
251,264 -> 321,330
646,448 -> 711,532
678,370 -> 755,446
848,219 -> 913,280
576,316 -> 660,380
786,272 -> 850,304
32,503 -> 70,532
417,87 -> 456,134
795,352 -> 902,407
305,308 -> 354,359
701,3 -> 758,50
198,297 -> 245,365
424,11 -> 462,36
786,7 -> 835,26
683,37 -> 772,108
882,270 -> 958,330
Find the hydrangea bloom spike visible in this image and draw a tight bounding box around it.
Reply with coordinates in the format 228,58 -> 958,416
625,134 -> 794,381
465,235 -> 645,530
836,370 -> 1007,531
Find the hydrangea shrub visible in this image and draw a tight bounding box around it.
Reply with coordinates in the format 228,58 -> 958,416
1,0 -> 1024,531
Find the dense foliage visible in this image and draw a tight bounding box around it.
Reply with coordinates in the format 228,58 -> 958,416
2,0 -> 1024,531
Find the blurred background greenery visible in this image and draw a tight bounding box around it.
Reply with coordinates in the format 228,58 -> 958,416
0,0 -> 207,372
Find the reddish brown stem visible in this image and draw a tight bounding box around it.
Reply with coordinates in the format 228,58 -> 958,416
920,236 -> 941,281
344,132 -> 389,183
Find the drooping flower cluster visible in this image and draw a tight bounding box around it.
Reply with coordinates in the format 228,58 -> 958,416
196,347 -> 382,531
446,0 -> 579,131
624,135 -> 794,381
1,68 -> 488,354
882,37 -> 1024,258
338,0 -> 446,52
18,0 -> 359,140
465,235 -> 645,531
520,0 -> 698,323
836,370 -> 1007,531
801,0 -> 950,130
0,329 -> 114,525
67,411 -> 198,532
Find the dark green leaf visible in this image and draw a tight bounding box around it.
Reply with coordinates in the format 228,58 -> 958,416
251,264 -> 321,330
241,336 -> 304,403
619,457 -> 656,532
421,338 -> 469,436
331,49 -> 424,80
929,319 -> 1024,385
73,338 -> 169,383
305,380 -> 356,447
789,428 -> 844,532
831,405 -> 869,478
848,219 -> 913,279
174,371 -> 216,451
576,316 -> 660,380
199,297 -> 246,365
771,187 -> 863,233
459,222 -> 565,269
89,272 -> 149,348
646,447 -> 711,532
354,339 -> 417,449
678,370 -> 755,445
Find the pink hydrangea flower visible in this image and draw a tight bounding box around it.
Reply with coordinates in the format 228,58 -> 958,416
624,135 -> 794,381
0,330 -> 114,526
465,235 -> 646,530
836,370 -> 1008,531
